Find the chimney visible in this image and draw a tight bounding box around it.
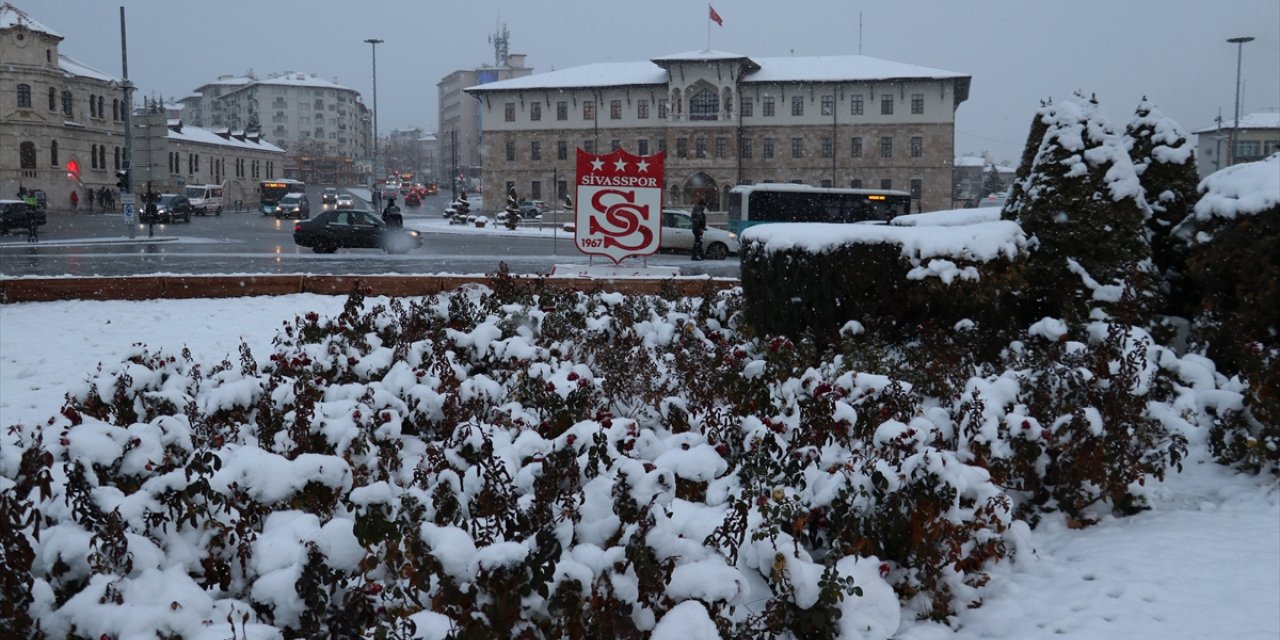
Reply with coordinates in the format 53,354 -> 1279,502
508,54 -> 527,68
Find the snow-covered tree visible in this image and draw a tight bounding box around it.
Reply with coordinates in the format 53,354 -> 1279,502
1006,93 -> 1154,320
981,164 -> 1005,198
1124,98 -> 1199,308
1002,99 -> 1054,220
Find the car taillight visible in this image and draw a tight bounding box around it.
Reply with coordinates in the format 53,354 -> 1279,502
293,223 -> 303,232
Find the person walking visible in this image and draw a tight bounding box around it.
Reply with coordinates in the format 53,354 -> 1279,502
69,190 -> 79,212
25,203 -> 40,243
690,197 -> 707,261
86,188 -> 95,212
382,196 -> 403,229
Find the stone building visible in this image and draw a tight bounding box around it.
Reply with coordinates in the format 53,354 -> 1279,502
0,3 -> 127,208
182,72 -> 369,184
128,110 -> 285,208
465,50 -> 969,213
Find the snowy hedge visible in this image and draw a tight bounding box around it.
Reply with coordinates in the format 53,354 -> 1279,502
0,278 -> 1239,639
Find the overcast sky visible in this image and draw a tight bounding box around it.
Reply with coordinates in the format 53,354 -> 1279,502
37,0 -> 1280,164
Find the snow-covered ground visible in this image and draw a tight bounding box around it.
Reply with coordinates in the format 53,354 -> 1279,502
1,295 -> 1275,639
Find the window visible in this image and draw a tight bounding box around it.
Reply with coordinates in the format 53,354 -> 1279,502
715,137 -> 727,158
530,102 -> 541,121
583,101 -> 595,120
658,139 -> 667,154
851,95 -> 864,115
821,137 -> 833,158
911,93 -> 924,115
98,145 -> 105,170
821,95 -> 834,116
50,140 -> 58,166
20,141 -> 36,169
531,181 -> 542,199
556,101 -> 568,120
557,140 -> 568,160
1236,140 -> 1263,158
851,136 -> 863,158
741,99 -> 753,117
97,96 -> 104,119
740,138 -> 753,158
112,98 -> 120,121
637,99 -> 649,119
61,90 -> 73,116
16,84 -> 31,109
881,94 -> 893,115
506,140 -> 516,161
610,100 -> 622,120
90,144 -> 98,169
881,179 -> 893,190
531,141 -> 541,160
695,138 -> 707,158
880,136 -> 893,158
658,99 -> 668,118
114,146 -> 120,171
638,139 -> 649,155
611,139 -> 621,151
49,87 -> 57,111
910,179 -> 923,200
763,138 -> 775,159
504,102 -> 515,122
583,140 -> 595,154
791,95 -> 804,117
690,88 -> 719,121
850,179 -> 862,189
558,180 -> 568,200
791,137 -> 804,158
821,180 -> 832,188
763,96 -> 775,117
90,94 -> 98,118
910,136 -> 923,158
676,138 -> 688,159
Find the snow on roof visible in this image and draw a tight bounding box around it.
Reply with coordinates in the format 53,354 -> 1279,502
59,52 -> 117,83
1190,153 -> 1280,223
0,2 -> 60,39
1192,112 -> 1280,134
200,72 -> 355,93
167,124 -> 285,154
955,156 -> 987,167
468,53 -> 967,93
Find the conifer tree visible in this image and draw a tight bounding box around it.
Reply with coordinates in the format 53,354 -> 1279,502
981,164 -> 1005,198
1002,99 -> 1054,221
1124,98 -> 1200,311
1009,93 -> 1154,320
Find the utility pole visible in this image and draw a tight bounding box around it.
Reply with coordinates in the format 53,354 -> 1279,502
365,38 -> 383,189
1227,36 -> 1254,166
450,129 -> 458,202
119,6 -> 135,238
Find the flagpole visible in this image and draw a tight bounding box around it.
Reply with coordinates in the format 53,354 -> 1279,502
706,4 -> 711,50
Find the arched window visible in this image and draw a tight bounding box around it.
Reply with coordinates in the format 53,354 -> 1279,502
112,98 -> 119,121
50,140 -> 58,166
61,90 -> 72,116
98,145 -> 105,170
114,146 -> 121,170
20,142 -> 37,169
16,84 -> 32,108
98,96 -> 105,119
49,87 -> 57,111
89,94 -> 97,118
689,88 -> 719,121
90,144 -> 98,169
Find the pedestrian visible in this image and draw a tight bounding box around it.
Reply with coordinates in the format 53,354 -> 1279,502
26,203 -> 40,243
382,196 -> 402,229
86,188 -> 95,212
691,197 -> 707,261
70,190 -> 79,211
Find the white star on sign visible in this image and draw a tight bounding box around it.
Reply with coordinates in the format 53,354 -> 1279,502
636,160 -> 650,172
590,158 -> 604,172
613,158 -> 628,172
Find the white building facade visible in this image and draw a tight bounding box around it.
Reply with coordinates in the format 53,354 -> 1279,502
465,50 -> 970,213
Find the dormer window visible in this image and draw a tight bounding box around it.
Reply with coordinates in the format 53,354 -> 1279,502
689,88 -> 719,121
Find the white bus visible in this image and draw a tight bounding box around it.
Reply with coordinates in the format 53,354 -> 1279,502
727,183 -> 912,234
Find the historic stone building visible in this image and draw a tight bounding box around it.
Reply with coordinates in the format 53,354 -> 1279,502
0,3 -> 126,207
465,50 -> 970,212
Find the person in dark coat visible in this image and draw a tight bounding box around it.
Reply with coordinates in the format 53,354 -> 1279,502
690,197 -> 707,261
382,196 -> 403,228
25,203 -> 40,243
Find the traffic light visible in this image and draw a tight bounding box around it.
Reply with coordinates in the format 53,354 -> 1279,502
115,169 -> 129,192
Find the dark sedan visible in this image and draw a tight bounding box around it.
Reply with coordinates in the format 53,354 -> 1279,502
293,209 -> 422,254
140,194 -> 193,223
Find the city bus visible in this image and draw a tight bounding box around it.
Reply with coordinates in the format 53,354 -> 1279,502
258,179 -> 307,214
726,183 -> 913,234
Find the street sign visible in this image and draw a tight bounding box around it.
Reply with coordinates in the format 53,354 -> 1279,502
574,148 -> 665,264
121,194 -> 136,222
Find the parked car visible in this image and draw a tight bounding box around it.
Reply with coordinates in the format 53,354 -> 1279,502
292,209 -> 422,254
517,200 -> 547,218
660,209 -> 738,259
141,194 -> 193,223
275,193 -> 311,219
977,191 -> 1009,208
0,199 -> 45,234
185,184 -> 224,215
336,193 -> 355,209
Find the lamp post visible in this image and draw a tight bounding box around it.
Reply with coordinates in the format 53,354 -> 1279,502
365,38 -> 383,190
1226,36 -> 1254,167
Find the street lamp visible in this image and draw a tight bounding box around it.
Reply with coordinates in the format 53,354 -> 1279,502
1227,35 -> 1254,166
365,38 -> 383,189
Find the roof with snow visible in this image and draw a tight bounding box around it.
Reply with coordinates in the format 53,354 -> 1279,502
0,2 -> 60,39
166,121 -> 285,154
198,71 -> 356,93
466,52 -> 969,93
1193,112 -> 1280,134
60,52 -> 117,83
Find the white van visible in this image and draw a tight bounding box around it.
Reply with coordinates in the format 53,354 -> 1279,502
185,184 -> 224,215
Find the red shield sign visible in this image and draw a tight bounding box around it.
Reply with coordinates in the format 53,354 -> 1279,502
575,148 -> 665,264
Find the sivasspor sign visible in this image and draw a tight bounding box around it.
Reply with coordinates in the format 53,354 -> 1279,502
575,148 -> 665,264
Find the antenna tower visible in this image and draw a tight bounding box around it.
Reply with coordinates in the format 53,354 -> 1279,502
489,23 -> 510,67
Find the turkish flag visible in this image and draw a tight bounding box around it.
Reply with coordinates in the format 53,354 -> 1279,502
709,4 -> 723,26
